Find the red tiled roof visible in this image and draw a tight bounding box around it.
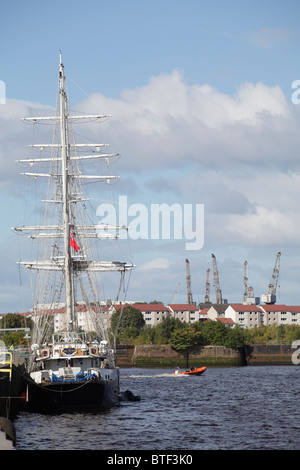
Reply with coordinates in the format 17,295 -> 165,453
229,304 -> 262,312
1,311 -> 31,317
261,304 -> 289,312
168,304 -> 199,312
199,308 -> 209,314
29,304 -> 111,316
288,306 -> 300,313
217,318 -> 235,324
16,302 -> 300,318
131,303 -> 169,312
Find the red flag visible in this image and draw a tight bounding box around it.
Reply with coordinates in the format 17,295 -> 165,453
70,231 -> 79,252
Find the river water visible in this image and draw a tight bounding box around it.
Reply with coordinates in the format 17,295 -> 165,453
14,366 -> 299,451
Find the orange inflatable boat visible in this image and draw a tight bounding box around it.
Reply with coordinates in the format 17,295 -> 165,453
173,366 -> 207,376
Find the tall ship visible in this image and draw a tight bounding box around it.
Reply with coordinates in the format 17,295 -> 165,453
13,53 -> 133,413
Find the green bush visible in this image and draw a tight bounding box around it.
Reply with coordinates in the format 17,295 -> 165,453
113,317 -> 300,348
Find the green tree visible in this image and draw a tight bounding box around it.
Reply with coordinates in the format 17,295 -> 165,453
0,313 -> 24,329
170,325 -> 203,367
121,326 -> 140,340
224,326 -> 246,349
2,330 -> 25,347
110,306 -> 145,340
134,325 -> 155,345
153,317 -> 182,344
200,321 -> 228,345
276,324 -> 285,342
244,325 -> 276,345
284,325 -> 300,343
0,313 -> 30,346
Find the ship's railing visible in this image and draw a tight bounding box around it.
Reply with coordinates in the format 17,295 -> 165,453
0,352 -> 12,381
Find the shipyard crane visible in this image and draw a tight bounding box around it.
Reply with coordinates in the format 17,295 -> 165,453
205,268 -> 210,303
171,282 -> 181,304
243,261 -> 258,305
185,259 -> 193,323
243,261 -> 248,303
211,254 -> 222,304
261,252 -> 281,305
186,259 -> 193,306
247,287 -> 256,304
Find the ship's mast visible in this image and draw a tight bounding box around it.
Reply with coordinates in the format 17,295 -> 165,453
59,53 -> 74,331
13,53 -> 135,343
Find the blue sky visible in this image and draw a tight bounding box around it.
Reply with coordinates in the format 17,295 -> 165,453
2,0 -> 299,103
1,0 -> 300,312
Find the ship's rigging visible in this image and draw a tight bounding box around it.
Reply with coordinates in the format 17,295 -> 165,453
13,52 -> 134,353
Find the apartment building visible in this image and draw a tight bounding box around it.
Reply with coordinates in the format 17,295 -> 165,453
167,304 -> 201,323
132,303 -> 171,327
224,304 -> 300,328
260,305 -> 300,326
224,304 -> 265,329
16,302 -> 300,334
53,304 -> 115,333
202,304 -> 229,322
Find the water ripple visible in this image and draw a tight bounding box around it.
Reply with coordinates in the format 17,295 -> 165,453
14,366 -> 300,450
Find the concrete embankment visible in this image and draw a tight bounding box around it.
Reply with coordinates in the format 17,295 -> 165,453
117,344 -> 246,367
0,417 -> 16,450
116,344 -> 296,367
247,344 -> 296,365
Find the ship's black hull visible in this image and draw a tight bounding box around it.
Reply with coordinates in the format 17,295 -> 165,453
21,374 -> 119,414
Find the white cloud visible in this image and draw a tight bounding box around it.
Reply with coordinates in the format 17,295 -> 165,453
210,206 -> 298,246
2,72 -> 299,187
77,70 -> 299,174
1,72 -> 300,309
139,257 -> 171,271
0,99 -> 55,191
